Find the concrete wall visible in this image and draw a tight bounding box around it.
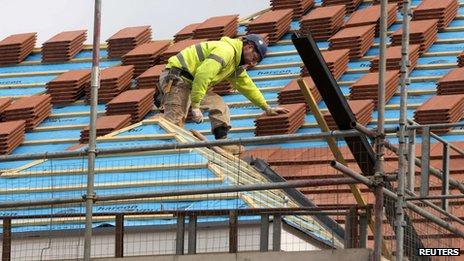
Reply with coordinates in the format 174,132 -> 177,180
95,249 -> 373,261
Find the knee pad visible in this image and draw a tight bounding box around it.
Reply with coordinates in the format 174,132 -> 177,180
213,126 -> 229,140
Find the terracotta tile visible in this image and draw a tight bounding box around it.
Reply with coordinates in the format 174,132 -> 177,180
0,33 -> 36,47
174,23 -> 201,41
43,30 -> 86,44
247,9 -> 293,43
271,0 -> 314,18
322,0 -> 363,13
107,26 -> 151,41
0,33 -> 36,65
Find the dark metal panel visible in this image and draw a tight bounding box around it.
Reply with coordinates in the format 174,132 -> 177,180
188,214 -> 197,254
272,214 -> 282,251
2,217 -> 11,261
229,211 -> 238,253
291,33 -> 376,175
115,214 -> 124,258
176,214 -> 185,255
291,33 -> 426,261
260,214 -> 269,252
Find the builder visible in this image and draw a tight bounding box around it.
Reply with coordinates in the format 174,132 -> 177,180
159,34 -> 288,153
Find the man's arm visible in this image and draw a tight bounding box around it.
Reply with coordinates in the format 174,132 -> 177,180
229,68 -> 268,110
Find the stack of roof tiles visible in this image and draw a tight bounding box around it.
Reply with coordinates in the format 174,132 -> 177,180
80,114 -> 132,143
0,98 -> 12,114
85,65 -> 134,103
344,4 -> 397,36
390,20 -> 438,54
329,25 -> 375,59
0,120 -> 26,155
299,5 -> 346,40
247,9 -> 293,43
159,39 -> 204,63
136,64 -> 165,89
122,40 -> 170,76
436,67 -> 464,95
270,0 -> 315,18
349,70 -> 399,105
41,30 -> 86,63
414,94 -> 464,133
193,15 -> 238,40
106,89 -> 155,123
106,26 -> 152,59
46,69 -> 91,105
301,49 -> 349,80
254,103 -> 306,136
2,94 -> 52,131
174,23 -> 200,42
412,0 -> 458,31
325,49 -> 350,80
322,0 -> 362,13
0,33 -> 36,65
458,51 -> 464,67
278,77 -> 321,109
212,82 -> 234,95
323,99 -> 374,130
370,44 -> 421,72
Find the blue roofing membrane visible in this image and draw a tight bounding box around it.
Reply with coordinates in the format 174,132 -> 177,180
0,0 -> 463,241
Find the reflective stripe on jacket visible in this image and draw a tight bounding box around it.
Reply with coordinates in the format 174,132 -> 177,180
166,37 -> 268,109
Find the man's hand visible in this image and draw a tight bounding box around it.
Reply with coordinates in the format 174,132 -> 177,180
265,106 -> 289,116
191,107 -> 204,123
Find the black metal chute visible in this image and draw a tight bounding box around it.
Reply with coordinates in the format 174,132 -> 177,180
291,32 -> 376,176
291,32 -> 426,260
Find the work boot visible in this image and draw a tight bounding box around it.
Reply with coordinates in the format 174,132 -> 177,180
213,126 -> 243,155
220,144 -> 245,155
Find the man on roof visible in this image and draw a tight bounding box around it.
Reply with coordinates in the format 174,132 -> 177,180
159,34 -> 288,154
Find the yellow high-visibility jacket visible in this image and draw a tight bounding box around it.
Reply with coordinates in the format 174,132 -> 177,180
166,37 -> 268,109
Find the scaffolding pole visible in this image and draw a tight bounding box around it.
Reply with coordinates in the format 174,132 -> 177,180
374,0 -> 388,260
84,0 -> 101,260
396,0 -> 411,259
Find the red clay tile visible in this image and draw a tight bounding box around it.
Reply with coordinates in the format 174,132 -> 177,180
413,0 -> 458,30
2,94 -> 51,131
390,20 -> 438,54
322,0 -> 362,13
193,15 -> 238,40
136,64 -> 166,89
46,69 -> 91,105
300,5 -> 345,40
255,103 -> 306,136
329,24 -> 375,59
174,23 -> 201,42
42,30 -> 87,63
344,4 -> 397,35
271,0 -> 315,18
80,114 -> 132,143
370,44 -> 421,72
107,26 -> 152,58
0,33 -> 36,65
122,41 -> 171,76
247,9 -> 293,43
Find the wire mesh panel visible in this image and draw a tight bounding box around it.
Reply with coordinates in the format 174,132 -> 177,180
0,123 -> 462,260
